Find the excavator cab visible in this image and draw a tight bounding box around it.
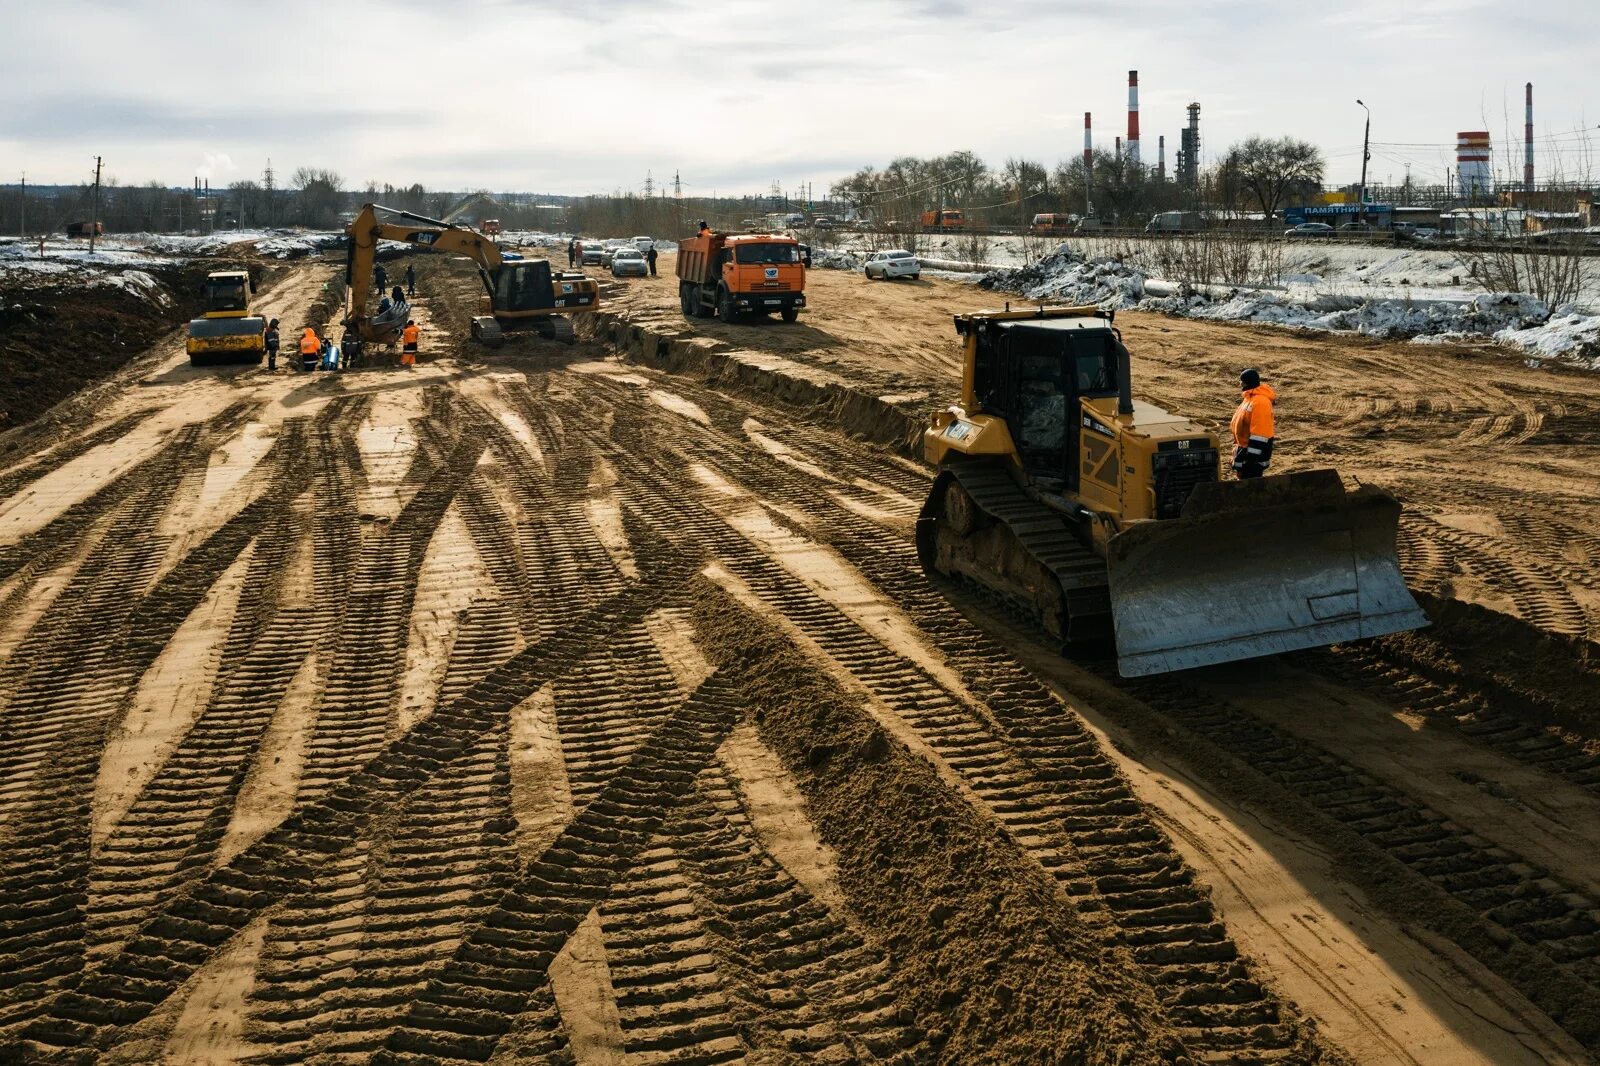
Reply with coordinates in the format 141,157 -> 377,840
493,261 -> 558,312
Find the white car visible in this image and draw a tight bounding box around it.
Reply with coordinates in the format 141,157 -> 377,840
632,236 -> 654,252
864,249 -> 920,280
610,248 -> 649,277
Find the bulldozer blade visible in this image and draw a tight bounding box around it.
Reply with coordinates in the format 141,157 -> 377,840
1106,470 -> 1427,677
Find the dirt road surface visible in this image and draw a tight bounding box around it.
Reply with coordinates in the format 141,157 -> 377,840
0,251 -> 1596,1065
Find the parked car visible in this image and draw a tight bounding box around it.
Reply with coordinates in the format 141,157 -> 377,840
1339,222 -> 1377,234
580,244 -> 604,266
1285,223 -> 1335,237
598,242 -> 629,267
864,249 -> 920,280
632,235 -> 654,252
610,248 -> 648,277
812,216 -> 834,229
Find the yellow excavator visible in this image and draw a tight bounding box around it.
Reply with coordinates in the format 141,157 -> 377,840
186,270 -> 265,367
342,203 -> 598,359
918,305 -> 1426,676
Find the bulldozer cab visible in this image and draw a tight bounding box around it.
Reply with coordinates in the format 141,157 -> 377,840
974,318 -> 1121,492
492,261 -> 556,313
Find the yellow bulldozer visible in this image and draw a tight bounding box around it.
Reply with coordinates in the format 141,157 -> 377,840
342,203 -> 598,361
186,269 -> 265,367
917,305 -> 1426,676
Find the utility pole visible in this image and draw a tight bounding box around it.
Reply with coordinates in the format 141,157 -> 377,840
1356,100 -> 1371,224
18,172 -> 24,240
644,169 -> 654,198
90,155 -> 103,254
263,159 -> 275,228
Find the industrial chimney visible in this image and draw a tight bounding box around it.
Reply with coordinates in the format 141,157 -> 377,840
1084,112 -> 1093,217
1158,135 -> 1166,182
1127,70 -> 1141,166
1525,82 -> 1534,193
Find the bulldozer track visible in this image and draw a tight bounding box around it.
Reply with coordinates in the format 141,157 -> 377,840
1308,644 -> 1600,796
1405,513 -> 1593,637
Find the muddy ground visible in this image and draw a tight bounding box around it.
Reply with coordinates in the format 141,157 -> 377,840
0,248 -> 1595,1065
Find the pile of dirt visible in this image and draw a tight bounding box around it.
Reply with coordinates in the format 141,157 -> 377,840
0,262 -> 269,430
1385,593 -> 1600,739
688,592 -> 1187,1065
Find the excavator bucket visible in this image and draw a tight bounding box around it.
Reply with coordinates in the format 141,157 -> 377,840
1106,470 -> 1427,677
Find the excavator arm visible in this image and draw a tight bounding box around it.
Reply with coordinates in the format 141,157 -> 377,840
344,202 -> 504,343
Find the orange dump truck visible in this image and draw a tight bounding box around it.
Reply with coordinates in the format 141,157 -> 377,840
919,208 -> 965,231
676,231 -> 806,322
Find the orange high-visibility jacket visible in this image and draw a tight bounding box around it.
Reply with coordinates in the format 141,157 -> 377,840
1231,384 -> 1276,448
299,328 -> 320,355
402,324 -> 420,345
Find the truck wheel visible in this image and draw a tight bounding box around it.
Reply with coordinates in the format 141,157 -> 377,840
781,307 -> 799,323
718,288 -> 736,322
679,282 -> 693,317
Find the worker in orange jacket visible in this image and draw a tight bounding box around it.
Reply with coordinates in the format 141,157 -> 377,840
1230,368 -> 1276,479
298,327 -> 320,372
401,320 -> 420,368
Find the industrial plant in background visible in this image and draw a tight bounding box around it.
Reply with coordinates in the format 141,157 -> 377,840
1457,131 -> 1493,199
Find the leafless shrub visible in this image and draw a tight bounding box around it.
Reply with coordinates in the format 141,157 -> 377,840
1459,241 -> 1593,308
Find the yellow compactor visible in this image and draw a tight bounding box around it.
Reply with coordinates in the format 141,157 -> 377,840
917,305 -> 1426,676
186,270 -> 265,367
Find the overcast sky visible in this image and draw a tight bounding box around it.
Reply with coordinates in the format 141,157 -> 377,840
3,0 -> 1594,197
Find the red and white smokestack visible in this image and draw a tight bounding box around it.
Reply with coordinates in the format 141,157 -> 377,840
1127,70 -> 1141,166
1158,135 -> 1166,181
1525,82 -> 1534,192
1084,111 -> 1094,216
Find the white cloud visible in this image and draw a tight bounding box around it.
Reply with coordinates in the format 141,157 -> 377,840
1,0 -> 1593,193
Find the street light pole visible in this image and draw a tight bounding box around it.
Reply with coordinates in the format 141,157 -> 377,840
1356,100 -> 1371,225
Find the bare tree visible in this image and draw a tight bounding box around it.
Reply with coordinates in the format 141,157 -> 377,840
292,167 -> 344,228
1220,137 -> 1324,221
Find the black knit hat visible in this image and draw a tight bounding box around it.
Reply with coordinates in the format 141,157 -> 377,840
1240,368 -> 1261,389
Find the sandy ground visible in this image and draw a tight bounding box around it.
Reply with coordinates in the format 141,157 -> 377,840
0,252 -> 1597,1064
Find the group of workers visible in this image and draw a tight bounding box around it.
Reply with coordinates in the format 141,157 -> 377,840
264,319 -> 420,374
374,263 -> 417,297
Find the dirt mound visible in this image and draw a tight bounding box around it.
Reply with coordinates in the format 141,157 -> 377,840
0,262 -> 271,430
1385,593 -> 1600,739
690,593 -> 1188,1066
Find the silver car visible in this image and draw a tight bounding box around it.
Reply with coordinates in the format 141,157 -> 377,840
865,249 -> 920,280
610,248 -> 649,277
579,244 -> 604,266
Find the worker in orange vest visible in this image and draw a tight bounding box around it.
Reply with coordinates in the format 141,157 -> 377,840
401,320 -> 420,368
298,327 -> 320,372
1230,368 -> 1276,479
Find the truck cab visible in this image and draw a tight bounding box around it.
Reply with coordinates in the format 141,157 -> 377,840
676,231 -> 807,323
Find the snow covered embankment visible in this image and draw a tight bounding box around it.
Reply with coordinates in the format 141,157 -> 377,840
979,247 -> 1600,369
